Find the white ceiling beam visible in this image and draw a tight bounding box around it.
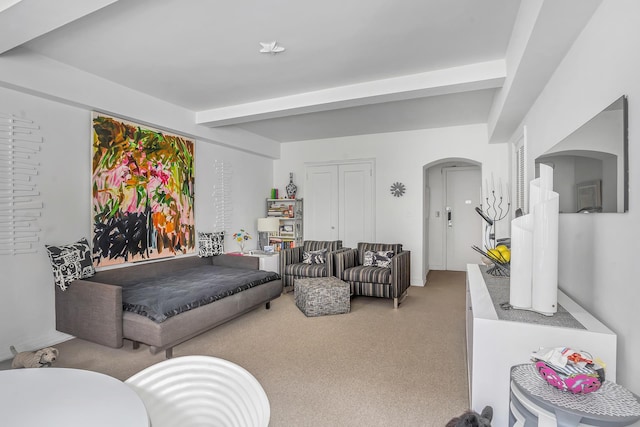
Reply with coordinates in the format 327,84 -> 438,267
0,48 -> 281,158
196,60 -> 506,127
0,0 -> 119,54
487,0 -> 602,144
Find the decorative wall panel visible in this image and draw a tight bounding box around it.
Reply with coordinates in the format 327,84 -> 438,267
212,160 -> 231,233
0,113 -> 42,255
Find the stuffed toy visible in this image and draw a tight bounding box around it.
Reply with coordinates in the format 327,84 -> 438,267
445,406 -> 493,427
9,345 -> 59,369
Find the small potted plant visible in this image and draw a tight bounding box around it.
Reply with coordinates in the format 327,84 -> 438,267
232,229 -> 252,253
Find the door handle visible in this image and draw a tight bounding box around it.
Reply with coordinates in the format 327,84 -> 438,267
446,207 -> 452,228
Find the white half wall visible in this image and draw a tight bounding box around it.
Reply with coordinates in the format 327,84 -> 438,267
512,0 -> 640,398
0,86 -> 273,361
275,124 -> 510,286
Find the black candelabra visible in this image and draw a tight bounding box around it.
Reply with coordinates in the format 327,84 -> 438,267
480,178 -> 511,249
471,178 -> 511,276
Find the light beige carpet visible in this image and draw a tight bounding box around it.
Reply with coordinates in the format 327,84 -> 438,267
4,270 -> 470,426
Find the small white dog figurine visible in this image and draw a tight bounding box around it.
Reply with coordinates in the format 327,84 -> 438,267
9,345 -> 59,369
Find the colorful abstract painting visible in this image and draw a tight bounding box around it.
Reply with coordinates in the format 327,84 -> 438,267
91,113 -> 195,266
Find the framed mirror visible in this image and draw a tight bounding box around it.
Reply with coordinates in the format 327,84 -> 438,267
535,95 -> 628,213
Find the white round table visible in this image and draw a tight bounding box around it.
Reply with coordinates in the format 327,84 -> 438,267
0,368 -> 149,426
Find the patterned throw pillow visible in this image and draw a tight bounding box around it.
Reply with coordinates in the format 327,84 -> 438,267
302,248 -> 327,264
198,231 -> 224,257
45,238 -> 95,291
363,250 -> 395,268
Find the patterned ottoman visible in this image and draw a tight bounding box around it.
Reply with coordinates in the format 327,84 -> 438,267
295,276 -> 351,317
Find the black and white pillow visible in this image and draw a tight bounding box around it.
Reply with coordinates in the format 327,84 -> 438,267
45,238 -> 95,291
302,248 -> 327,264
363,250 -> 394,268
198,231 -> 224,257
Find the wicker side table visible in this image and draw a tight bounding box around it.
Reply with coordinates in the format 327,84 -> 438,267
509,363 -> 640,427
294,277 -> 350,317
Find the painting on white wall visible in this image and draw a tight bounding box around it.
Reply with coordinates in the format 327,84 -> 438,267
91,113 -> 195,266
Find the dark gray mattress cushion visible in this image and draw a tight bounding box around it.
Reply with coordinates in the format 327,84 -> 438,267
122,265 -> 280,323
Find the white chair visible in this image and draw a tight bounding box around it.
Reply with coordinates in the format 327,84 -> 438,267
125,355 -> 270,427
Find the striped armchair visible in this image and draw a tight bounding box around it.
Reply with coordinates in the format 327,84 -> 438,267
334,242 -> 410,308
279,240 -> 345,291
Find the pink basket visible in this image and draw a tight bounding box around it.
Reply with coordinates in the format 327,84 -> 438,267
535,361 -> 602,394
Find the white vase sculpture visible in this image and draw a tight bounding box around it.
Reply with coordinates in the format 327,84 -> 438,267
509,163 -> 559,316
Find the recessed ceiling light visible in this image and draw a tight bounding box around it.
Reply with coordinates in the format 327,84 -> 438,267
259,41 -> 285,54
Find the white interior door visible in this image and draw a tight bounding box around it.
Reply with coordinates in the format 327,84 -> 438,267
339,162 -> 373,248
445,167 -> 482,271
305,165 -> 339,241
305,161 -> 374,247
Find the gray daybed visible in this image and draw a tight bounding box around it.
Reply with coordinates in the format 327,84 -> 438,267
55,254 -> 282,358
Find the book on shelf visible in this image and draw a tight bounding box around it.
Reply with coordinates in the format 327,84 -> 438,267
267,205 -> 293,218
268,239 -> 297,251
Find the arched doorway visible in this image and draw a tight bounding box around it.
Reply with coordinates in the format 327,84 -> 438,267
423,158 -> 482,281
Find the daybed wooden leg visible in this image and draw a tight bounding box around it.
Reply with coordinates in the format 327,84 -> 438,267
165,347 -> 173,359
266,301 -> 271,310
132,341 -> 140,350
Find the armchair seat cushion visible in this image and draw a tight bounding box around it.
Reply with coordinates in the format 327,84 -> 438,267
342,265 -> 391,285
284,263 -> 328,279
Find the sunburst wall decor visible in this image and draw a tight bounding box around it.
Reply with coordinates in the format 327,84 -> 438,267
390,182 -> 406,197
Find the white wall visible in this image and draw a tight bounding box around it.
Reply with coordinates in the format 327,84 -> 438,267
514,0 -> 640,396
0,86 -> 273,361
275,124 -> 509,286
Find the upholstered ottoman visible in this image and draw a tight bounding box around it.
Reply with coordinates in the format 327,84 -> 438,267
295,276 -> 350,317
